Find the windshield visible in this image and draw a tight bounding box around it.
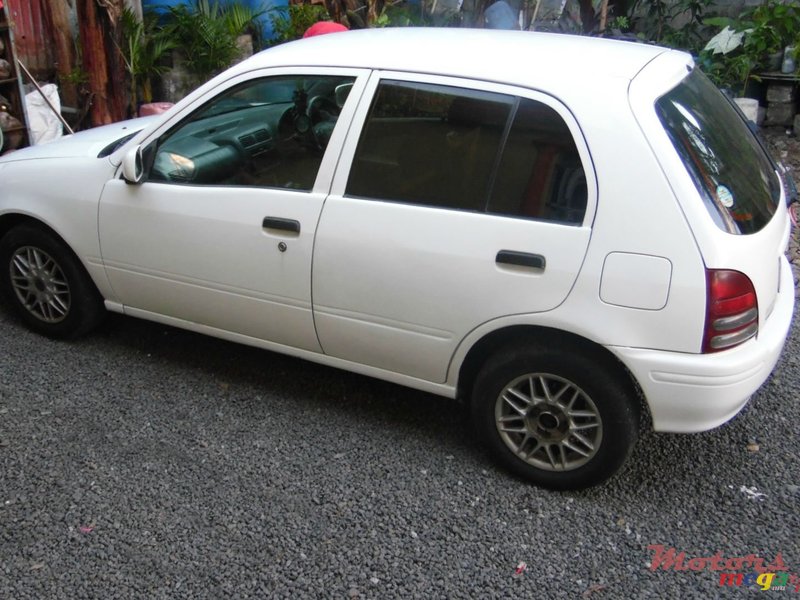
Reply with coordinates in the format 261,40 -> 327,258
656,69 -> 781,234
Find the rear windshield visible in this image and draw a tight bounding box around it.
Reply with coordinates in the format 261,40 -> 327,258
656,69 -> 780,234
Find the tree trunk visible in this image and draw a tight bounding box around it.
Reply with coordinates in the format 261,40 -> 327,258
45,0 -> 78,108
75,0 -> 127,126
577,0 -> 595,33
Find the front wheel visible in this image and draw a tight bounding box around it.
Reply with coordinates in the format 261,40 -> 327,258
471,342 -> 639,490
0,224 -> 105,338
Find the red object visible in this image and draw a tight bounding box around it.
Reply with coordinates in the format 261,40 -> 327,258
139,102 -> 175,117
303,22 -> 348,38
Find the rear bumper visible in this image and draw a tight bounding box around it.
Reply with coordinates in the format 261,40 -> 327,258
609,255 -> 795,433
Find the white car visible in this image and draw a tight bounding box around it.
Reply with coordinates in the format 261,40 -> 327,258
0,29 -> 795,489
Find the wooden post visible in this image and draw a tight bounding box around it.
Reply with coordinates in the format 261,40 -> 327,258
75,0 -> 127,126
45,0 -> 78,108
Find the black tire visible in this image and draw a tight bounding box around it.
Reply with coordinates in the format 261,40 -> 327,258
471,341 -> 639,490
0,224 -> 105,338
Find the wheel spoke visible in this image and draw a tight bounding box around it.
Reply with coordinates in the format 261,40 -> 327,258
563,438 -> 591,458
11,279 -> 32,291
12,253 -> 31,276
498,414 -> 524,424
572,432 -> 596,452
50,295 -> 69,315
565,389 -> 580,410
559,443 -> 568,468
43,301 -> 55,321
568,410 -> 597,419
571,421 -> 600,431
32,248 -> 45,269
538,376 -> 553,403
499,424 -> 527,434
544,444 -> 558,469
522,440 -> 541,460
503,388 -> 533,415
550,381 -> 571,405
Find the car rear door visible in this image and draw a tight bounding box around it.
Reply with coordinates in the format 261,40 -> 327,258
312,73 -> 596,382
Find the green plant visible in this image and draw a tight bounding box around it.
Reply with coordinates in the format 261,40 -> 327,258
166,0 -> 264,80
269,3 -> 328,44
61,67 -> 89,87
120,8 -> 176,113
700,1 -> 800,92
614,0 -> 712,52
351,1 -> 424,29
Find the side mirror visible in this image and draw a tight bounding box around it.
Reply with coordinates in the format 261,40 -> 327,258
121,145 -> 144,184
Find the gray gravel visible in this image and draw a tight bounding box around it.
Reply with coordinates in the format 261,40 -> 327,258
1,297 -> 798,598
2,128 -> 800,598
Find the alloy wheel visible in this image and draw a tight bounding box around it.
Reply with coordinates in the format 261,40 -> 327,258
495,373 -> 603,471
9,245 -> 71,323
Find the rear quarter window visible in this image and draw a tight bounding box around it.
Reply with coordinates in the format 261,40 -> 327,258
656,69 -> 780,234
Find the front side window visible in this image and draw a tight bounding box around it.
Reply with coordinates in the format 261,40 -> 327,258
656,69 -> 780,234
346,79 -> 587,224
149,74 -> 355,190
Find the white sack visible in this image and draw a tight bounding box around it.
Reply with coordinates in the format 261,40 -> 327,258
25,84 -> 63,145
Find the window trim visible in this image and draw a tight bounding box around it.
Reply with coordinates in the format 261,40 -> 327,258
330,70 -> 597,227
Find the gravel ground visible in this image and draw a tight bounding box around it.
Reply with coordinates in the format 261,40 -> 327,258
1,134 -> 799,598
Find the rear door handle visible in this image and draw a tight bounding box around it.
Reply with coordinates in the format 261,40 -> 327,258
262,217 -> 300,234
496,250 -> 546,271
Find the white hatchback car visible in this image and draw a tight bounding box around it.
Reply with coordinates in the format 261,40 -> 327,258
0,29 -> 795,489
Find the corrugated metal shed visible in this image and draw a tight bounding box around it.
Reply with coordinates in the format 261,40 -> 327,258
4,0 -> 53,77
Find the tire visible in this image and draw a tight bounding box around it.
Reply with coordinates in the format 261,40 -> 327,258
0,224 -> 105,338
471,341 -> 639,490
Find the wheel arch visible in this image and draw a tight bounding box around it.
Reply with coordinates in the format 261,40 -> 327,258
455,324 -> 650,427
0,212 -> 104,298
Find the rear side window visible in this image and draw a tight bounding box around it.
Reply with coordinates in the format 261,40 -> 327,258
346,80 -> 587,224
346,81 -> 513,212
656,69 -> 780,234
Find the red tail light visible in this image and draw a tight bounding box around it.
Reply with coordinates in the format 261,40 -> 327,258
703,269 -> 758,353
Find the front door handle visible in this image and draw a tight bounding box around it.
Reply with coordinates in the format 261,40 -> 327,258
496,250 -> 546,271
262,217 -> 300,234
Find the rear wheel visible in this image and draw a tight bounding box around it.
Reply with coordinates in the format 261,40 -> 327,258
0,224 -> 105,338
471,342 -> 639,490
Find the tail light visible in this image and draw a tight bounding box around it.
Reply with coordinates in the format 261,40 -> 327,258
703,269 -> 758,353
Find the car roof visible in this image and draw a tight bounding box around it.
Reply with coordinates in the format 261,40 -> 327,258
230,28 -> 681,90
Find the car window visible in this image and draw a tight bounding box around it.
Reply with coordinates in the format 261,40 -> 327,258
346,80 -> 587,224
488,98 -> 587,224
656,69 -> 780,234
346,81 -> 513,211
149,75 -> 355,191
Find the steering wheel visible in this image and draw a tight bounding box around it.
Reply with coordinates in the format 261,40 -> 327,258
305,95 -> 340,151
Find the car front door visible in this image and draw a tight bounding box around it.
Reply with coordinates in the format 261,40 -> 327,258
99,68 -> 367,351
312,73 -> 596,381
